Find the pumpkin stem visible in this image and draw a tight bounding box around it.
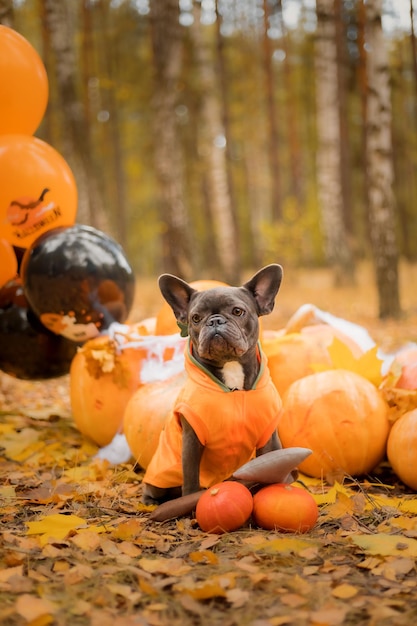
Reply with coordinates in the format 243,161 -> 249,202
38,188 -> 50,202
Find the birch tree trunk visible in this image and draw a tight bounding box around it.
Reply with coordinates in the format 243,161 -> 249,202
191,3 -> 240,284
334,0 -> 352,234
41,0 -> 106,231
357,0 -> 370,245
95,0 -> 127,249
262,0 -> 281,221
0,0 -> 13,26
214,0 -> 241,265
150,0 -> 192,279
277,1 -> 304,207
409,0 -> 417,132
365,0 -> 401,318
315,0 -> 354,285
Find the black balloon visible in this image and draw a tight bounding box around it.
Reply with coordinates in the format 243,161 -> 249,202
21,225 -> 135,343
0,278 -> 79,380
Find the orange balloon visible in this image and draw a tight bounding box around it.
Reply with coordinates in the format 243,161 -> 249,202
0,238 -> 18,288
0,26 -> 48,135
0,135 -> 77,248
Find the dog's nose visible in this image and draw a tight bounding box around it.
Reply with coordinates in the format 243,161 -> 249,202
207,315 -> 226,327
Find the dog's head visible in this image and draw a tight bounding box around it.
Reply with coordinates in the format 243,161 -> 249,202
158,265 -> 283,367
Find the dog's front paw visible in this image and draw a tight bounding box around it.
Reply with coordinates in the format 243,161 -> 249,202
142,493 -> 161,506
142,484 -> 182,505
142,484 -> 167,505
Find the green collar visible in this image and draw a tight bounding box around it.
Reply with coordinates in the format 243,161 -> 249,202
186,339 -> 265,392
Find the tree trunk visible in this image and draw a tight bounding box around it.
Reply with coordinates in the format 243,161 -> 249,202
357,0 -> 370,250
277,0 -> 304,207
0,0 -> 13,26
95,0 -> 128,250
214,0 -> 241,266
409,0 -> 417,134
40,0 -> 106,231
150,0 -> 192,279
334,0 -> 353,235
262,0 -> 281,221
190,4 -> 240,284
315,0 -> 354,285
365,0 -> 401,318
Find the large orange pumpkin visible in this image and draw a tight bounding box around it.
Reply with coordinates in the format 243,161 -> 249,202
277,369 -> 389,480
155,279 -> 228,335
387,409 -> 417,490
70,330 -> 186,446
123,369 -> 187,469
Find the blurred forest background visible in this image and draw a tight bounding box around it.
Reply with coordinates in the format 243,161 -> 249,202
1,0 -> 416,319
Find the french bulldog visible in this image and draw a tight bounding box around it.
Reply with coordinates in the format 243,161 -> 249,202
142,264 -> 284,504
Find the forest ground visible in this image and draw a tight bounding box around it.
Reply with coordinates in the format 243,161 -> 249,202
1,261 -> 417,626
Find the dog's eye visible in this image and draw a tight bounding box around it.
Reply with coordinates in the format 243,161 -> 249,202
232,307 -> 244,317
191,314 -> 201,324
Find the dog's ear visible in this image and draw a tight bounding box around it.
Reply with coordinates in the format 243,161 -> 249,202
242,264 -> 283,316
158,274 -> 197,327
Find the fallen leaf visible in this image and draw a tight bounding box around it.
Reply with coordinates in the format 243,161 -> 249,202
106,583 -> 141,603
225,587 -> 250,607
189,550 -> 219,564
117,541 -> 142,557
111,519 -> 143,540
357,556 -> 384,570
173,574 -> 235,600
310,606 -> 348,626
372,557 -> 415,581
303,565 -> 320,576
249,536 -> 319,555
320,492 -> 355,520
389,515 -> 417,531
325,339 -> 383,386
280,593 -> 306,607
52,560 -> 70,573
15,594 -> 56,622
25,514 -> 88,545
331,583 -> 359,599
138,557 -> 191,576
63,564 -> 94,585
0,564 -> 23,583
351,533 -> 417,557
310,481 -> 352,506
2,428 -> 40,461
70,530 -> 102,551
0,485 -> 16,498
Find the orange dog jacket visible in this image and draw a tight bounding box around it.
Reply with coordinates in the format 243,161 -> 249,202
143,340 -> 282,489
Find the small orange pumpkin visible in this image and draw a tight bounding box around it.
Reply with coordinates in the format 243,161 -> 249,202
155,279 -> 228,335
278,369 -> 389,480
387,409 -> 417,490
252,483 -> 319,532
195,481 -> 253,534
123,370 -> 187,469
